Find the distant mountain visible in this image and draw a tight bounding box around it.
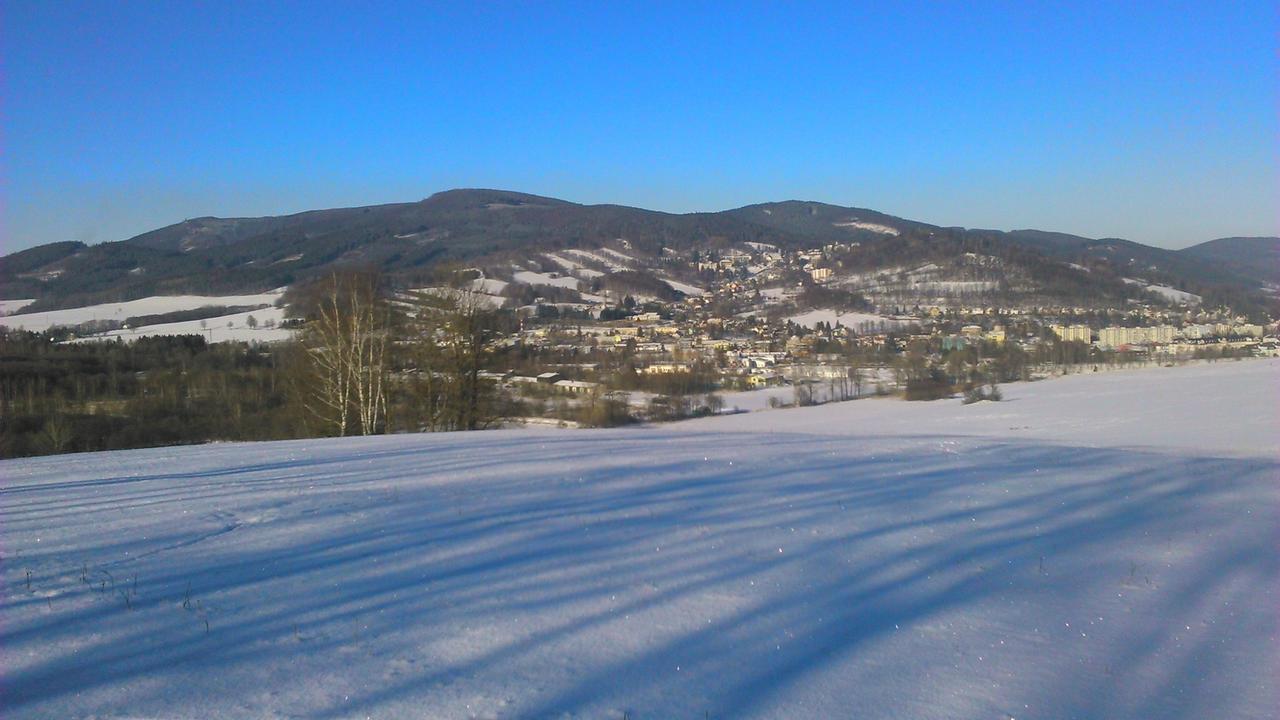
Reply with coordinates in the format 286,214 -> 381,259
1003,231 -> 1257,290
1178,237 -> 1280,288
724,201 -> 933,242
2,190 -> 809,309
1,189 -> 1272,313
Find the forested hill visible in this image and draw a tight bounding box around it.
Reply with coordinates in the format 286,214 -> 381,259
2,188 -> 1271,311
1177,237 -> 1280,287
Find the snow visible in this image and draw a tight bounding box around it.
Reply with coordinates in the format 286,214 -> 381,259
71,306 -> 293,344
562,249 -> 622,270
787,309 -> 907,331
470,278 -> 509,295
0,292 -> 285,333
511,270 -> 581,290
0,298 -> 37,316
699,359 -> 1278,456
563,249 -> 629,272
908,280 -> 999,293
2,359 -> 1277,719
544,254 -> 606,280
716,385 -> 798,411
1124,279 -> 1203,305
660,278 -> 706,296
717,369 -> 897,411
595,247 -> 637,266
1146,284 -> 1202,305
407,287 -> 505,311
542,253 -> 585,272
833,220 -> 900,236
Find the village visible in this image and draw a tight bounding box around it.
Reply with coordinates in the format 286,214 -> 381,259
466,239 -> 1280,422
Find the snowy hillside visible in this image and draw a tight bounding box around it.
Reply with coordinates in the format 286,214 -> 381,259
786,309 -> 908,332
2,360 -> 1277,719
1123,278 -> 1203,306
0,291 -> 284,333
0,299 -> 36,316
67,305 -> 293,344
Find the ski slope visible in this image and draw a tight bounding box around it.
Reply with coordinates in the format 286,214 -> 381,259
1124,278 -> 1203,306
2,360 -> 1277,719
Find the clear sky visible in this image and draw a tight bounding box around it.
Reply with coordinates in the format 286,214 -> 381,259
4,1 -> 1276,253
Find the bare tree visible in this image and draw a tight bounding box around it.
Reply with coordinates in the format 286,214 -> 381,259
401,278 -> 502,432
298,270 -> 392,436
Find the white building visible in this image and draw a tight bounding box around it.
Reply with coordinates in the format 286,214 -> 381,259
1051,324 -> 1092,343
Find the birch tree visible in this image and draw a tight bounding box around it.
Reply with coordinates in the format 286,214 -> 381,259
299,270 -> 391,436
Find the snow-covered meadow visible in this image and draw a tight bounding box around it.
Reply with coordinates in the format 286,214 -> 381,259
2,360 -> 1277,719
0,291 -> 294,344
65,305 -> 293,344
0,299 -> 37,317
0,292 -> 285,334
786,309 -> 909,332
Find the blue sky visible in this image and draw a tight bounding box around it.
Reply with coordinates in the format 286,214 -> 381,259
4,1 -> 1276,252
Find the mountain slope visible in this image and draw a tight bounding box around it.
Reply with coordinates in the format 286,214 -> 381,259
2,189 -> 1270,312
1178,237 -> 1280,288
2,190 -> 812,310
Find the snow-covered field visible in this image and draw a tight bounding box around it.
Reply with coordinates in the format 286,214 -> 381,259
787,309 -> 908,331
833,220 -> 900,236
0,298 -> 37,316
562,249 -> 630,273
70,306 -> 293,344
0,292 -> 285,333
1123,278 -> 1203,306
470,278 -> 509,295
717,368 -> 897,411
512,270 -> 582,290
543,253 -> 606,280
660,277 -> 706,296
2,360 -> 1277,719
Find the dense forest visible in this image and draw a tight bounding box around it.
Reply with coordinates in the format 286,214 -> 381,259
0,332 -> 297,457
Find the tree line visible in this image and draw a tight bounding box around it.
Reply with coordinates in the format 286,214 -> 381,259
0,269 -> 513,458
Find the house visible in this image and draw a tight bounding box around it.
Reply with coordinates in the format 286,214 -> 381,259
746,372 -> 782,388
640,361 -> 692,375
553,380 -> 600,395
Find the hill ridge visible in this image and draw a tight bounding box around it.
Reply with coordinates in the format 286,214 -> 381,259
1,188 -> 1272,312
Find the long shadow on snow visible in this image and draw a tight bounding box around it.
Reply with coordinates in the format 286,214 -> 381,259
1,432 -> 1275,719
